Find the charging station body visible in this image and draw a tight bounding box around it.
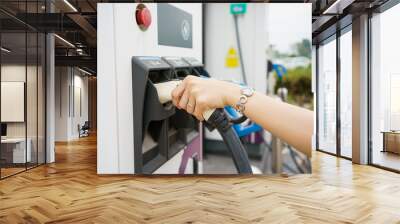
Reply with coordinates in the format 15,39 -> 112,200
97,3 -> 203,174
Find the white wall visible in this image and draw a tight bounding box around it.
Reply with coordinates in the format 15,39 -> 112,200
97,3 -> 202,174
71,73 -> 89,138
1,64 -> 46,164
1,65 -> 28,141
55,67 -> 69,141
55,67 -> 89,141
1,82 -> 24,123
205,4 -> 267,91
204,4 -> 268,140
1,65 -> 37,138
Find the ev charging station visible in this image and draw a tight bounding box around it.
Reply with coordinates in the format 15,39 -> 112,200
97,3 -> 268,174
97,3 -> 203,174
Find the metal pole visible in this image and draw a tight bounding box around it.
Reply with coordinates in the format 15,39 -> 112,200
233,15 -> 247,85
271,136 -> 282,174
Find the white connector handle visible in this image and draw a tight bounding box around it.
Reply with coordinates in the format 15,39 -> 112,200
154,80 -> 215,121
154,80 -> 181,104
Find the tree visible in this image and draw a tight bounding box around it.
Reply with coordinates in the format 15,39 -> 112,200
293,39 -> 311,59
274,64 -> 313,109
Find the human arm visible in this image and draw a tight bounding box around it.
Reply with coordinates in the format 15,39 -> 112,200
171,76 -> 313,157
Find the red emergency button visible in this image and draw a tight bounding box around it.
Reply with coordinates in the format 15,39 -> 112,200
136,4 -> 151,31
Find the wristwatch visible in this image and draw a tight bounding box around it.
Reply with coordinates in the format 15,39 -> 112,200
234,86 -> 254,113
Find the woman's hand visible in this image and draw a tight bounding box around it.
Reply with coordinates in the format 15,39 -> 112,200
171,75 -> 314,157
171,76 -> 240,121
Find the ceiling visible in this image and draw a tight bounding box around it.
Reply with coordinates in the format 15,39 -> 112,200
0,0 -> 395,73
0,0 -> 99,73
310,0 -> 390,44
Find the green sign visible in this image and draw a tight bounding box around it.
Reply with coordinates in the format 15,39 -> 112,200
230,3 -> 247,15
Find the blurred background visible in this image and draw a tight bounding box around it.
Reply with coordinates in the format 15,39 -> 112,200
202,4 -> 312,174
267,5 -> 312,109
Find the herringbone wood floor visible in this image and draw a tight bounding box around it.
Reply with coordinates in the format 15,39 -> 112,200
1,135 -> 400,223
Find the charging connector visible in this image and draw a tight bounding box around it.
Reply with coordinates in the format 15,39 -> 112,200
205,109 -> 252,174
154,81 -> 253,174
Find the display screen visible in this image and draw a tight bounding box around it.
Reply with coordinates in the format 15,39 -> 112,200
158,4 -> 193,48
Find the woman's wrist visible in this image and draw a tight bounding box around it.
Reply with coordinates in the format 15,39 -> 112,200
223,82 -> 242,107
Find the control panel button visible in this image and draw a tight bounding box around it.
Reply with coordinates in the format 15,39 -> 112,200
136,4 -> 151,31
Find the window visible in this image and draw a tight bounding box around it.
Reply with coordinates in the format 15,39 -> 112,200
1,30 -> 28,178
317,36 -> 337,154
339,28 -> 352,158
370,3 -> 400,171
0,1 -> 46,179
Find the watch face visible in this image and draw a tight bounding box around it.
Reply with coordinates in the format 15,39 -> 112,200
242,87 -> 254,96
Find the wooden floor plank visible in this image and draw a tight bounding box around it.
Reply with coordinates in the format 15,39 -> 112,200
0,135 -> 400,223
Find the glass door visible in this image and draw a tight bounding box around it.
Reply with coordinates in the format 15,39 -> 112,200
0,1 -> 47,179
339,27 -> 352,158
317,36 -> 337,154
370,4 -> 400,171
1,30 -> 28,178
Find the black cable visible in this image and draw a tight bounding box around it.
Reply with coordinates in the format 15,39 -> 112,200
229,114 -> 248,124
287,145 -> 306,173
287,144 -> 311,173
206,109 -> 252,174
283,163 -> 298,174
